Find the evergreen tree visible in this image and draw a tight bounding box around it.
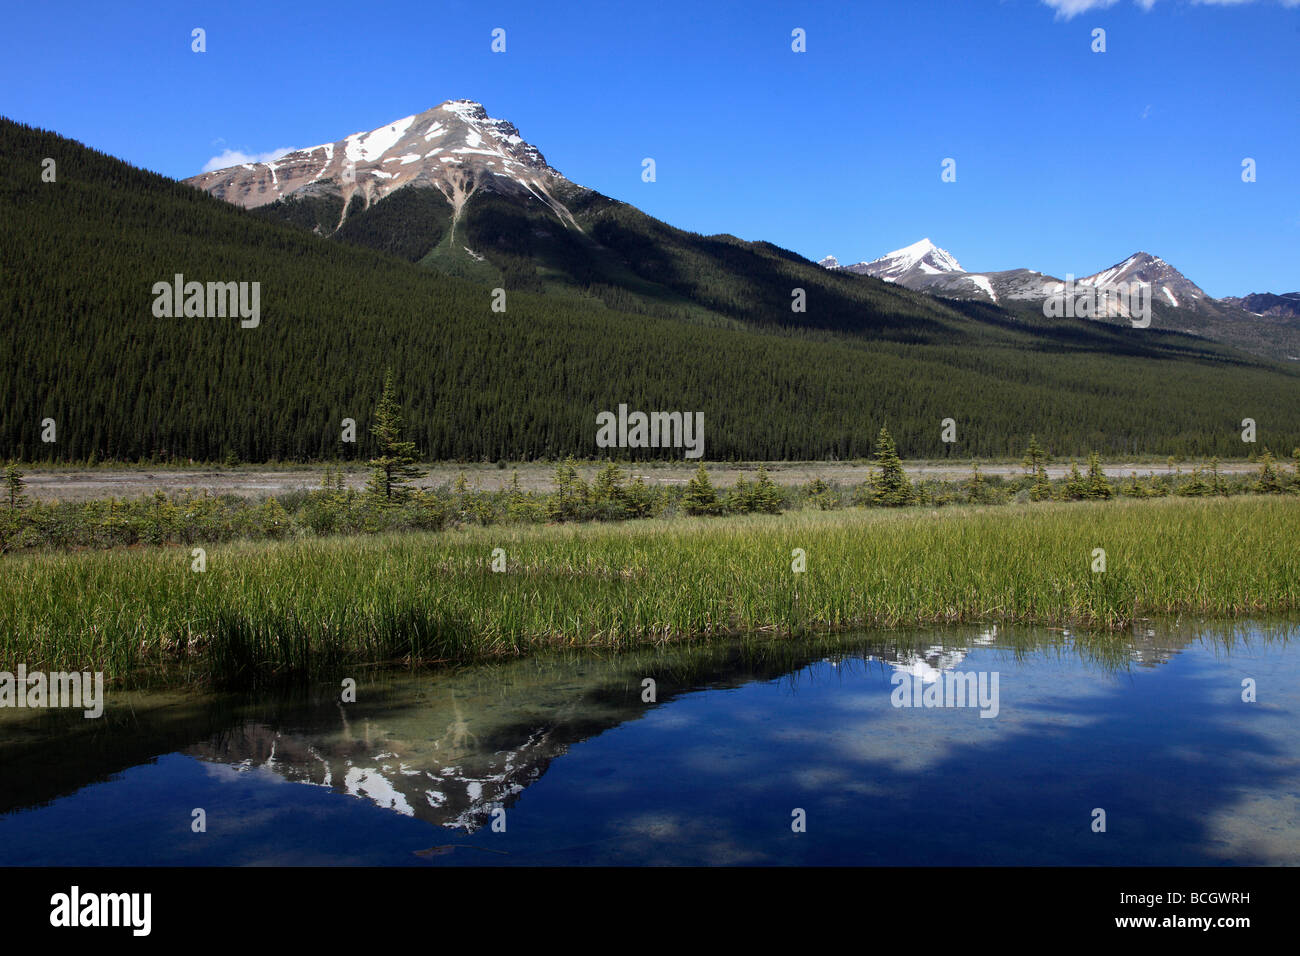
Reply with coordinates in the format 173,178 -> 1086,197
1180,466 -> 1209,497
1029,464 -> 1053,501
1021,435 -> 1049,475
683,462 -> 720,515
1084,452 -> 1113,499
753,465 -> 782,514
1255,449 -> 1283,494
3,462 -> 27,510
365,369 -> 425,501
1210,457 -> 1226,496
592,461 -> 626,515
593,462 -> 624,499
805,476 -> 834,510
869,426 -> 914,506
727,473 -> 754,514
625,474 -> 654,518
965,463 -> 988,504
546,457 -> 590,521
1063,462 -> 1087,500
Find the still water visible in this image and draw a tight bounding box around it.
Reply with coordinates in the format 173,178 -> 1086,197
1,623 -> 1297,865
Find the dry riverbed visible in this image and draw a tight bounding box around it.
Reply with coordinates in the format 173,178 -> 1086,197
18,459 -> 1265,502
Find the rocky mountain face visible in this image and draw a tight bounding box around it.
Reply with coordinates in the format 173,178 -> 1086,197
1080,252 -> 1212,311
184,103 -> 995,342
1220,291 -> 1300,318
185,105 -> 1296,363
184,99 -> 581,237
835,239 -> 1069,306
824,241 -> 1299,361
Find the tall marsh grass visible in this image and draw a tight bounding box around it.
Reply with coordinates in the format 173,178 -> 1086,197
1,497 -> 1296,683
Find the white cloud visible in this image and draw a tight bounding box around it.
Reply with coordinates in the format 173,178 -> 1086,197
201,146 -> 298,173
1040,0 -> 1120,17
1042,0 -> 1297,17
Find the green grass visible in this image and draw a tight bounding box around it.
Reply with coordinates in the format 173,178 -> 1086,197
2,496 -> 1296,684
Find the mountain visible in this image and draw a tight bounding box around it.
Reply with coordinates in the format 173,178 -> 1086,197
6,114 -> 1300,463
824,243 -> 1300,361
185,99 -> 576,237
188,101 -> 1015,338
1080,252 -> 1211,311
1220,292 -> 1300,319
192,105 -> 1297,362
844,238 -> 965,284
836,239 -> 1068,306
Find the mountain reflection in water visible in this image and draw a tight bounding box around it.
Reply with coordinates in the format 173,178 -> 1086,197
0,622 -> 1295,865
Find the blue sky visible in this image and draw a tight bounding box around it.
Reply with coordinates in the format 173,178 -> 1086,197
2,0 -> 1296,296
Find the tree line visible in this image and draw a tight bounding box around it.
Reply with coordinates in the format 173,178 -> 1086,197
4,117 -> 1300,466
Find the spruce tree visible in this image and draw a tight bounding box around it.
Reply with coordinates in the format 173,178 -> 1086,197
1021,435 -> 1049,475
806,476 -> 834,510
1029,464 -> 1053,501
870,426 -> 913,506
592,462 -> 625,505
727,473 -> 754,514
625,474 -> 654,518
3,462 -> 27,511
683,462 -> 720,515
1180,465 -> 1209,497
365,369 -> 425,501
753,465 -> 782,514
1084,452 -> 1113,499
1255,450 -> 1283,494
547,457 -> 587,521
1210,457 -> 1226,496
1063,462 -> 1087,500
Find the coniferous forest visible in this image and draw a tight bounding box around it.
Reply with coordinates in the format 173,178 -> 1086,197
4,117 -> 1300,465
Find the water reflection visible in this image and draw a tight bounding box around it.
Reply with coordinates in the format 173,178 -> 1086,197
0,622 -> 1295,864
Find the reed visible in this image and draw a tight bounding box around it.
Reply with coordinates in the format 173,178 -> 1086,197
2,496 -> 1296,683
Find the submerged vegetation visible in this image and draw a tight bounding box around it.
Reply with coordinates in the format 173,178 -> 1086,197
2,496 -> 1297,684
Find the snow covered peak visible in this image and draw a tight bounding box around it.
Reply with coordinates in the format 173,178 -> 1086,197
439,99 -> 489,119
184,99 -> 568,218
818,255 -> 840,269
846,238 -> 965,283
886,238 -> 963,273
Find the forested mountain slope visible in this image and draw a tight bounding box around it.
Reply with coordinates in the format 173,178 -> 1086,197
4,117 -> 1300,463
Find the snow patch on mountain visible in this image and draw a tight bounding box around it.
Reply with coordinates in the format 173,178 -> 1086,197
184,99 -> 578,236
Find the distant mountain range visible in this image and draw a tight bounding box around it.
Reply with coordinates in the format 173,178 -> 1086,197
820,239 -> 1300,361
6,105 -> 1300,464
184,102 -> 1297,362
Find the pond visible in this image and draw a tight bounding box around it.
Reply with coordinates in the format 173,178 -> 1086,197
1,622 -> 1296,865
